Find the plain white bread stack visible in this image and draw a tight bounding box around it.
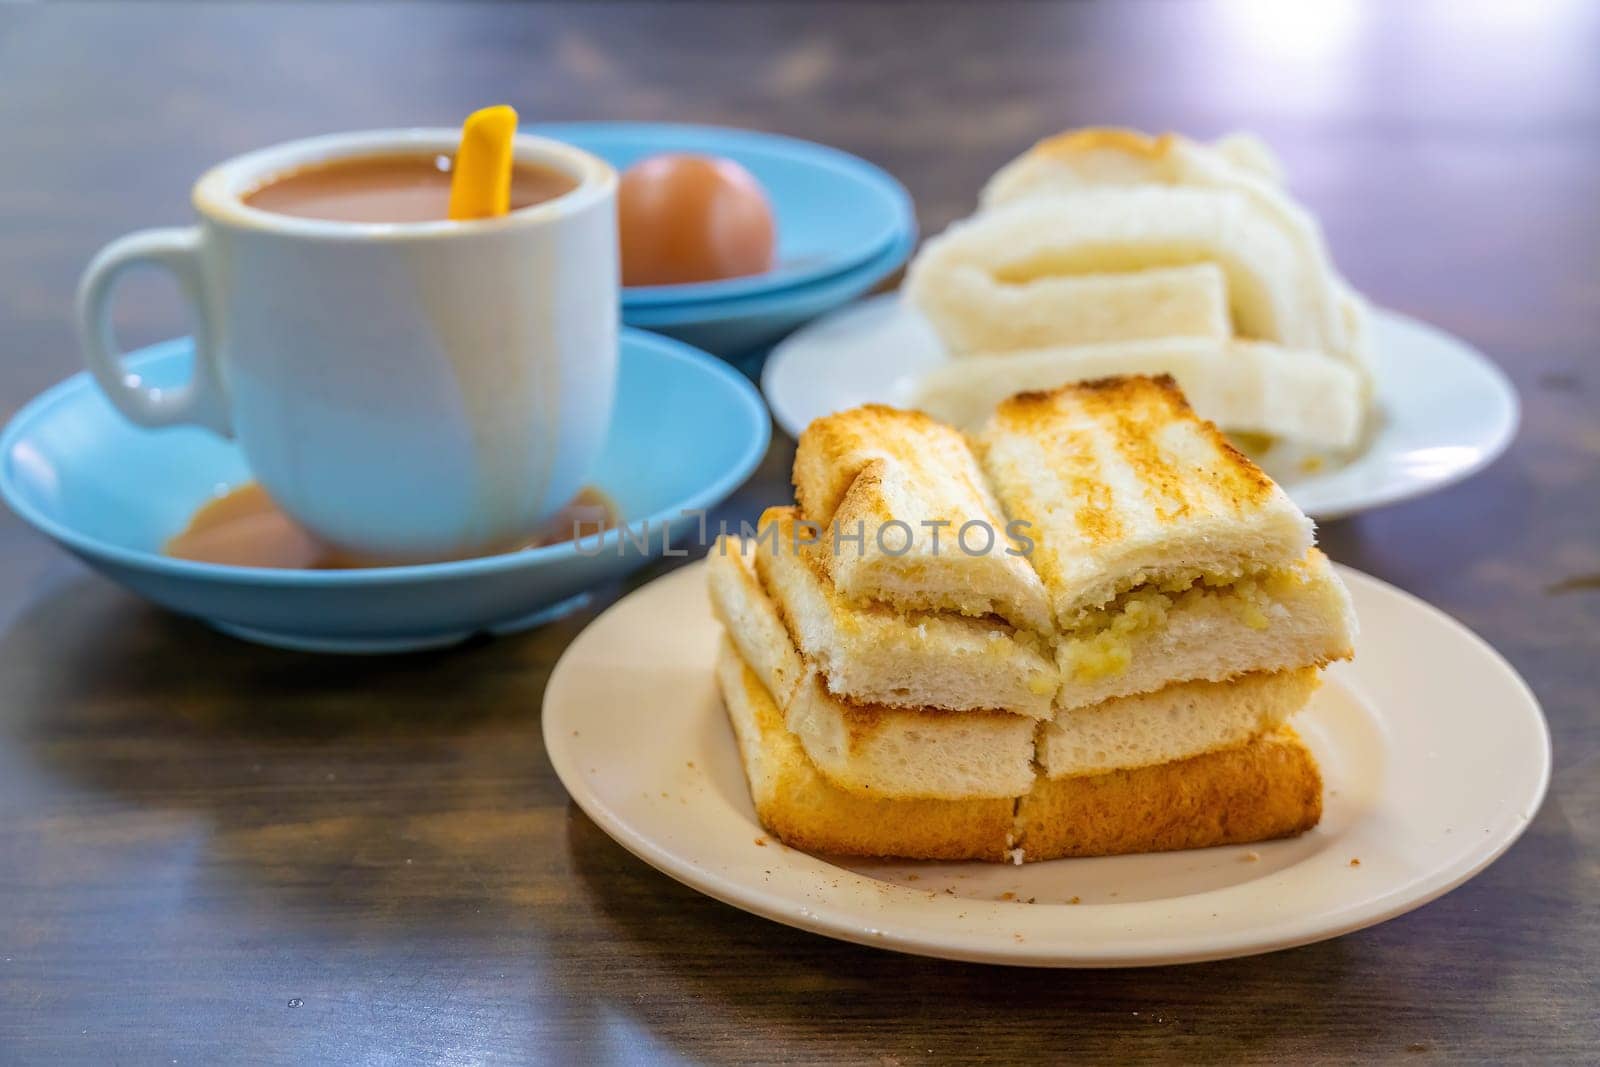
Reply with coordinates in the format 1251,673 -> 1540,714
904,127 -> 1374,454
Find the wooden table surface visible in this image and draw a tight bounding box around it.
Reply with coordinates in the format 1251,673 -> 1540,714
1,2 -> 1596,1062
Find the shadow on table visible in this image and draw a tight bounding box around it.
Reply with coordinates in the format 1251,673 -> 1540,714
0,575 -> 608,737
0,573 -> 606,919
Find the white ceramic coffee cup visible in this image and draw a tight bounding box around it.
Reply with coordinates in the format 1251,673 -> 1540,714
77,129 -> 619,562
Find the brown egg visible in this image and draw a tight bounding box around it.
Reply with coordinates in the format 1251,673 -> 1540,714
618,154 -> 776,286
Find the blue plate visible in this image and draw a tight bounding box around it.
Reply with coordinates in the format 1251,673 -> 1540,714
623,226 -> 916,359
537,122 -> 914,307
0,329 -> 769,653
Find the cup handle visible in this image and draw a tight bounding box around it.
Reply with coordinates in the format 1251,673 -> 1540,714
76,227 -> 232,437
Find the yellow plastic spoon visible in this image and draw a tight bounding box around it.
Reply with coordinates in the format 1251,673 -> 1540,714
447,105 -> 519,220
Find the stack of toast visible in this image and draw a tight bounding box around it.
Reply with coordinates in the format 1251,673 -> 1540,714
709,375 -> 1356,862
904,128 -> 1371,454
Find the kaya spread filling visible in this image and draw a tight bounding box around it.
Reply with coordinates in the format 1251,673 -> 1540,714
1057,564 -> 1309,681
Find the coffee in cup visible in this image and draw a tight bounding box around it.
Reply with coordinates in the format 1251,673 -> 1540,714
242,152 -> 578,224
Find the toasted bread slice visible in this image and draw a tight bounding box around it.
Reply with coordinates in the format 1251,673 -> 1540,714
718,638 -> 1322,861
978,376 -> 1314,623
914,335 -> 1364,450
785,674 -> 1038,800
1040,669 -> 1319,778
909,262 -> 1230,358
792,405 -> 1051,632
1054,549 -> 1356,709
709,536 -> 1039,798
753,507 -> 1058,718
906,186 -> 1347,358
715,639 -> 1017,860
1015,726 -> 1322,861
706,535 -> 806,708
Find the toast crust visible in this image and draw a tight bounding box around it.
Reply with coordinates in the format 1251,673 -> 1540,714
716,639 -> 1017,861
995,375 -> 1276,535
1032,127 -> 1178,162
1016,726 -> 1322,860
707,536 -> 807,709
717,639 -> 1323,862
793,404 -> 973,527
710,535 -> 1039,799
793,406 -> 1053,632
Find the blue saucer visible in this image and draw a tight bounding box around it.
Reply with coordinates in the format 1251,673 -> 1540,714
537,122 -> 914,307
0,329 -> 769,653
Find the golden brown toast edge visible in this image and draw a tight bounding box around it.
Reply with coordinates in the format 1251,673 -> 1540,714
715,638 -> 1016,861
989,374 -> 1278,542
1016,725 -> 1322,861
718,634 -> 1324,862
792,403 -> 976,526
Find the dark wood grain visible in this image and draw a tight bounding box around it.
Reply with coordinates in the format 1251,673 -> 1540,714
1,2 -> 1597,1063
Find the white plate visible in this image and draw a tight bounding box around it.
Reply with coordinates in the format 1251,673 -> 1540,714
544,560 -> 1549,967
761,294 -> 1520,520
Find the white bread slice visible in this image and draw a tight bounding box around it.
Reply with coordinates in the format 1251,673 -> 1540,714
717,638 -> 1321,860
1040,669 -> 1319,778
977,127 -> 1367,381
1335,279 -> 1378,395
909,262 -> 1230,358
1054,549 -> 1356,709
753,507 -> 1058,718
785,674 -> 1038,800
977,375 -> 1314,622
981,128 -> 1283,209
791,405 -> 1051,633
715,639 -> 1017,859
1212,132 -> 1286,184
914,334 -> 1364,449
710,538 -> 1037,799
905,186 -> 1347,358
1015,726 -> 1322,861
